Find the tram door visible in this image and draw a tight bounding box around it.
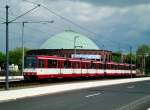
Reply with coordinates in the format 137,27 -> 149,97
57,60 -> 64,76
103,63 -> 107,77
81,62 -> 89,77
94,63 -> 99,76
86,62 -> 90,77
71,61 -> 81,77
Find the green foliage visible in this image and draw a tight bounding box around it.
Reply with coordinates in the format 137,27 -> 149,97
112,52 -> 121,62
145,56 -> 150,74
112,55 -> 121,62
9,47 -> 29,68
136,44 -> 150,56
9,48 -> 22,67
0,51 -> 5,67
136,44 -> 150,75
124,53 -> 136,64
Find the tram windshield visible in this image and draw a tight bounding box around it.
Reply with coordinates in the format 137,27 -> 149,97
25,57 -> 37,68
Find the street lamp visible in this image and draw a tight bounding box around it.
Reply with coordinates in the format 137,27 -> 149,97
130,46 -> 133,78
137,53 -> 149,75
21,20 -> 54,76
102,45 -> 105,62
73,36 -> 78,58
73,36 -> 82,58
143,53 -> 149,75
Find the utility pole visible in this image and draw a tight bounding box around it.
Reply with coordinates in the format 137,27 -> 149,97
3,4 -> 40,90
143,54 -> 146,75
21,22 -> 25,76
130,46 -> 132,78
102,45 -> 106,76
5,5 -> 9,90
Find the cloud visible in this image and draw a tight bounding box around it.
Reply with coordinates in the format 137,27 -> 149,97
77,0 -> 150,7
0,0 -> 150,53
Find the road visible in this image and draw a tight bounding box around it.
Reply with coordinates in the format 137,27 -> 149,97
0,80 -> 150,110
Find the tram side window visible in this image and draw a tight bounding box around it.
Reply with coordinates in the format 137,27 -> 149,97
57,61 -> 64,68
125,66 -> 128,70
123,66 -> 126,70
71,62 -> 80,68
95,63 -> 100,69
82,62 -> 91,69
127,66 -> 130,70
48,59 -> 57,68
82,63 -> 86,69
106,64 -> 111,69
64,61 -> 67,68
94,64 -> 98,69
64,61 -> 71,68
99,64 -> 103,69
38,59 -> 45,68
25,57 -> 37,68
119,65 -> 122,70
90,63 -> 94,69
133,66 -> 136,70
86,63 -> 90,69
118,65 -> 121,70
120,65 -> 123,70
112,65 -> 116,69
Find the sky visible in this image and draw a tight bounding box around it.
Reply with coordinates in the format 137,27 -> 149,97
0,0 -> 150,53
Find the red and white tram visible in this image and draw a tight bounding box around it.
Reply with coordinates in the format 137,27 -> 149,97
23,55 -> 136,80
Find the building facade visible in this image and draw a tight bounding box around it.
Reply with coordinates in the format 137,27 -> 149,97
26,30 -> 112,62
26,49 -> 112,62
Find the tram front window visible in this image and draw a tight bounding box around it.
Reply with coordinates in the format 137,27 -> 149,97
25,57 -> 37,68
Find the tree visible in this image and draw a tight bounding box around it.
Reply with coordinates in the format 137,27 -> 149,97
112,52 -> 121,63
124,53 -> 136,64
136,44 -> 150,56
136,44 -> 150,75
9,47 -> 29,69
0,51 -> 5,67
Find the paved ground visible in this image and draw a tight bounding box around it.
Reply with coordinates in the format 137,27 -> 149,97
0,80 -> 150,110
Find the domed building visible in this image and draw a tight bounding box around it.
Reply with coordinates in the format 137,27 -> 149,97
40,30 -> 99,50
27,30 -> 112,61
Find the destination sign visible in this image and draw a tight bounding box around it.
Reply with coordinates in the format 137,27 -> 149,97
71,54 -> 101,59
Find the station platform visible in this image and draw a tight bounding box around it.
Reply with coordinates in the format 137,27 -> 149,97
0,76 -> 24,82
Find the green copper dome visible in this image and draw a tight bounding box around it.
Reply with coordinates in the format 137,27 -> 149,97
40,30 -> 99,50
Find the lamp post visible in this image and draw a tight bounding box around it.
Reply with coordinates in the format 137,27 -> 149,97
102,45 -> 105,62
21,20 -> 54,76
137,53 -> 149,75
143,53 -> 149,75
102,45 -> 106,76
130,46 -> 132,78
73,36 -> 79,58
73,36 -> 83,58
